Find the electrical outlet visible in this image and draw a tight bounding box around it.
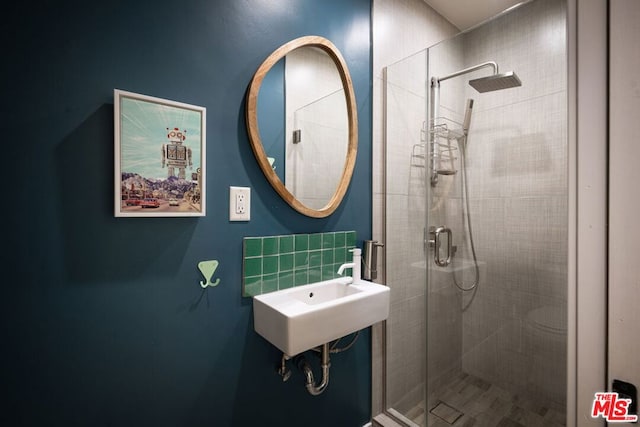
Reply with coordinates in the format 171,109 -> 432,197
236,192 -> 245,214
230,186 -> 250,221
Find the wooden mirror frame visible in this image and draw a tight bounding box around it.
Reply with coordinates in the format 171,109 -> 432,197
246,36 -> 358,218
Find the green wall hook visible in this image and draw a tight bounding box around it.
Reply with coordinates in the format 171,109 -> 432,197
198,260 -> 221,288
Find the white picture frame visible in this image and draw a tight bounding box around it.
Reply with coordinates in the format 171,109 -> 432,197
114,89 -> 206,217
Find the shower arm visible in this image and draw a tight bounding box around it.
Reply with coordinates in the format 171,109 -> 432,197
432,61 -> 498,85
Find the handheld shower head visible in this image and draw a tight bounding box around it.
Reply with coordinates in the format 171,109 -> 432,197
468,71 -> 521,93
462,99 -> 474,136
461,98 -> 474,151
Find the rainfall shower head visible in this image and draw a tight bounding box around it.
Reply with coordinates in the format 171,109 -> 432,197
468,71 -> 522,93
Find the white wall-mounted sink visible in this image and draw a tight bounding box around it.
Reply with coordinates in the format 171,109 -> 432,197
253,277 -> 390,356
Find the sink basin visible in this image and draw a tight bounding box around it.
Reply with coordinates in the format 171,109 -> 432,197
253,277 -> 390,356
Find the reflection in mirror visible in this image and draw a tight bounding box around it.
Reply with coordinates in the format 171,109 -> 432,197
247,36 -> 357,218
257,58 -> 285,183
286,47 -> 348,210
258,47 -> 348,210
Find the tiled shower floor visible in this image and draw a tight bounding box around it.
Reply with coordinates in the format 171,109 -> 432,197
406,373 -> 566,427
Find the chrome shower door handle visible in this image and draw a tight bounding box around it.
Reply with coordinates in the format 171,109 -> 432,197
434,226 -> 452,267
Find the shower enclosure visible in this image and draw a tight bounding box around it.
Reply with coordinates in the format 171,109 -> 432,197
381,0 -> 568,425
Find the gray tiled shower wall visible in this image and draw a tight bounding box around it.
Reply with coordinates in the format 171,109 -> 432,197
242,231 -> 356,297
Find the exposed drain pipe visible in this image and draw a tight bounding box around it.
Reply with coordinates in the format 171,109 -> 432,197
277,354 -> 292,382
297,343 -> 331,395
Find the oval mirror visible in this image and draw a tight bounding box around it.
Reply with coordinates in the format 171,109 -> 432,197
246,36 -> 358,218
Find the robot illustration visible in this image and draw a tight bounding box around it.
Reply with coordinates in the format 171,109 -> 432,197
162,127 -> 192,179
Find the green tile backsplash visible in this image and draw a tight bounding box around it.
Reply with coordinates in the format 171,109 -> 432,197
242,231 -> 356,297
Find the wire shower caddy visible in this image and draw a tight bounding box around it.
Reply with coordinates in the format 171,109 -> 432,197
411,116 -> 465,186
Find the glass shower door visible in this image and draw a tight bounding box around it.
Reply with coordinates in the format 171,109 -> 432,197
383,1 -> 568,425
383,48 -> 430,424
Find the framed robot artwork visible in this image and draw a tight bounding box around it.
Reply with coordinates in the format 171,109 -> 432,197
114,89 -> 206,217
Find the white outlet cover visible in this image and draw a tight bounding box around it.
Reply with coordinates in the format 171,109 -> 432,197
230,186 -> 250,221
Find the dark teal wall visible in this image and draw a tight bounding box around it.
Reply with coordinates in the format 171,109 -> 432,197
2,1 -> 372,426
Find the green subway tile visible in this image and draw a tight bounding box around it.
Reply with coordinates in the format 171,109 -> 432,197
263,256 -> 278,275
244,238 -> 262,257
244,275 -> 261,287
278,271 -> 294,289
262,274 -> 278,293
294,269 -> 308,286
322,232 -> 334,249
243,275 -> 262,296
244,257 -> 262,277
242,232 -> 358,297
243,280 -> 262,297
322,249 -> 334,266
309,233 -> 322,250
295,234 -> 308,251
309,250 -> 322,268
346,231 -> 356,247
263,237 -> 279,255
308,267 -> 322,283
279,236 -> 294,253
279,254 -> 294,271
322,265 -> 335,281
294,252 -> 309,269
